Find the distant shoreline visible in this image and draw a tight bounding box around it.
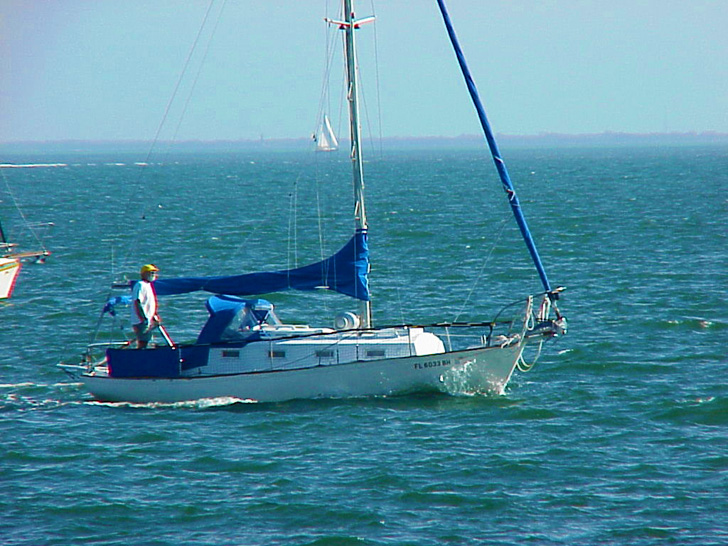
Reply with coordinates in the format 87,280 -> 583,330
1,132 -> 727,154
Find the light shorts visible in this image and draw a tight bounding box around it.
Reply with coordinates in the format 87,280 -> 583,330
133,322 -> 154,343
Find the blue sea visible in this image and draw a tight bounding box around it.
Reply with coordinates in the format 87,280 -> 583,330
1,144 -> 726,545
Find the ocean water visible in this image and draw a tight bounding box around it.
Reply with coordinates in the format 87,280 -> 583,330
1,145 -> 726,545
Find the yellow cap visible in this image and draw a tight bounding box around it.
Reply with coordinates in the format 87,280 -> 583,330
140,264 -> 160,275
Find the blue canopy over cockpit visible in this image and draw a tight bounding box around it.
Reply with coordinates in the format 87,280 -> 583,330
196,295 -> 279,344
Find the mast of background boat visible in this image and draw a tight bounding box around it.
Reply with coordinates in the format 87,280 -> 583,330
342,0 -> 373,327
0,219 -> 7,248
436,0 -> 555,298
0,219 -> 15,254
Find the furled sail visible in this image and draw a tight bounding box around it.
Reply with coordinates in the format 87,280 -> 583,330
154,231 -> 370,301
437,0 -> 553,296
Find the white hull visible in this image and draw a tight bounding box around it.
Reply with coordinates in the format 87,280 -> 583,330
80,343 -> 524,404
0,257 -> 21,299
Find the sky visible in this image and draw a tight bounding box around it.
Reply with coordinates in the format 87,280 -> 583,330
1,0 -> 727,142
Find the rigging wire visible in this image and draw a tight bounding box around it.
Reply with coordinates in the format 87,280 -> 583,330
368,0 -> 385,159
166,0 -> 228,154
309,1 -> 342,321
313,1 -> 342,264
92,0 -> 219,347
118,0 -> 219,267
314,1 -> 340,142
137,0 -> 218,195
110,0 -> 219,281
452,213 -> 511,323
0,168 -> 51,255
140,0 -> 218,170
308,0 -> 356,321
287,180 -> 299,271
352,0 -> 383,160
354,42 -> 377,163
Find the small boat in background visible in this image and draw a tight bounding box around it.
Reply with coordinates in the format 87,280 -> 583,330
0,255 -> 21,299
314,114 -> 339,152
0,218 -> 51,299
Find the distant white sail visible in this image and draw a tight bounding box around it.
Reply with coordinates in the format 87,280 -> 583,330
316,114 -> 339,152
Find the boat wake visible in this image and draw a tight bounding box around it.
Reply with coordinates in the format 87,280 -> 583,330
0,382 -> 86,411
440,361 -> 507,397
85,396 -> 258,410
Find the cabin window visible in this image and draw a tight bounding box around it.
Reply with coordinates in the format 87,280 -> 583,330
269,350 -> 286,358
316,350 -> 334,358
366,349 -> 386,357
222,350 -> 240,358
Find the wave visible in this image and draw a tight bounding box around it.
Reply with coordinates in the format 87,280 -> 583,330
662,316 -> 727,330
649,394 -> 728,426
0,381 -> 81,389
0,163 -> 68,168
1,393 -> 81,411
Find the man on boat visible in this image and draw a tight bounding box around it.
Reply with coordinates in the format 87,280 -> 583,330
132,264 -> 161,349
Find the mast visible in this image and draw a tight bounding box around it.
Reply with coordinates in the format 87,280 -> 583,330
340,0 -> 373,327
436,0 -> 555,298
0,219 -> 12,254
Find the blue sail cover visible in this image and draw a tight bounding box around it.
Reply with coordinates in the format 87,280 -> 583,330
154,231 -> 370,301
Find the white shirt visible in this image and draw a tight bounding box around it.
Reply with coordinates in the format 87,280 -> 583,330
131,280 -> 157,324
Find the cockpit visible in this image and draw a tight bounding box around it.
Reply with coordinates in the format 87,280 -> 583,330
196,295 -> 283,344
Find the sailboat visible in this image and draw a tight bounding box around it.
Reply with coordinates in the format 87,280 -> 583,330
0,218 -> 51,299
0,255 -> 21,299
314,114 -> 339,152
59,0 -> 566,404
1,164 -> 53,299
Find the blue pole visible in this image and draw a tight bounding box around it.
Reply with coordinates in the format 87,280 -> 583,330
436,0 -> 553,294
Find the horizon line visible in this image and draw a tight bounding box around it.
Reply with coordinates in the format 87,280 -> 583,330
2,130 -> 728,146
